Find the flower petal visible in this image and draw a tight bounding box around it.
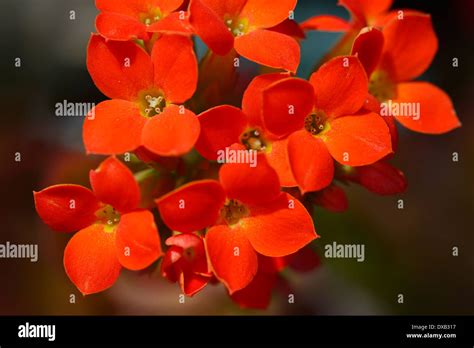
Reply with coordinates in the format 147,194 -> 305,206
181,272 -> 211,296
352,161 -> 407,195
147,12 -> 193,35
156,0 -> 184,14
240,0 -> 296,29
259,254 -> 287,273
219,154 -> 281,205
205,224 -> 258,293
89,157 -> 140,213
196,0 -> 247,18
161,245 -> 183,283
156,180 -> 226,233
83,100 -> 146,155
287,130 -> 334,193
116,210 -> 162,270
34,185 -> 101,233
170,234 -> 209,271
261,77 -> 314,138
266,138 -> 297,187
383,115 -> 398,155
64,224 -> 121,295
313,184 -> 348,213
141,105 -> 200,157
166,233 -> 203,249
96,0 -> 177,16
300,15 -> 351,32
381,14 -> 438,82
166,233 -> 210,274
351,27 -> 384,76
392,82 -> 461,134
235,29 -> 300,73
230,271 -> 276,309
195,105 -> 248,160
242,73 -> 289,127
189,0 -> 234,55
324,112 -> 392,166
152,35 -> 198,103
96,12 -> 149,41
372,9 -> 426,28
87,34 -> 153,100
310,56 -> 368,118
244,193 -> 318,257
339,0 -> 393,25
286,246 -> 320,272
268,19 -> 305,39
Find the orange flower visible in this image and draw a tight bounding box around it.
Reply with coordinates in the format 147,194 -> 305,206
161,233 -> 212,296
156,156 -> 318,293
83,34 -> 200,156
95,0 -> 192,41
351,15 -> 461,134
260,56 -> 392,193
300,0 -> 419,62
34,157 -> 162,295
189,0 -> 300,72
194,73 -> 314,187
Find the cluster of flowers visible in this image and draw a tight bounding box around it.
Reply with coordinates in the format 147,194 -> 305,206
34,0 -> 460,309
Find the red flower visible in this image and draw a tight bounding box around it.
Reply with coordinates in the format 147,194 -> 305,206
260,56 -> 392,193
161,233 -> 212,296
84,34 -> 200,156
189,0 -> 300,72
34,157 -> 162,295
337,160 -> 407,196
231,247 -> 320,309
351,15 -> 461,134
96,0 -> 192,41
194,72 -> 310,187
156,155 -> 318,293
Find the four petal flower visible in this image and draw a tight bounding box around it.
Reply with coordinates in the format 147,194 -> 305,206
34,157 -> 163,295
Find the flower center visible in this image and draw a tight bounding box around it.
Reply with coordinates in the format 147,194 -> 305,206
96,205 -> 120,231
137,90 -> 167,117
240,128 -> 267,152
224,15 -> 249,37
220,199 -> 249,226
305,110 -> 327,135
369,70 -> 396,102
139,8 -> 163,26
182,247 -> 196,261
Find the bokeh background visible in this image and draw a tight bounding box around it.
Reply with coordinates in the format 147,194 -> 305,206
0,0 -> 473,315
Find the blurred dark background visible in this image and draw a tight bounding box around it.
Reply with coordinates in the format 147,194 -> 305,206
0,0 -> 473,315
